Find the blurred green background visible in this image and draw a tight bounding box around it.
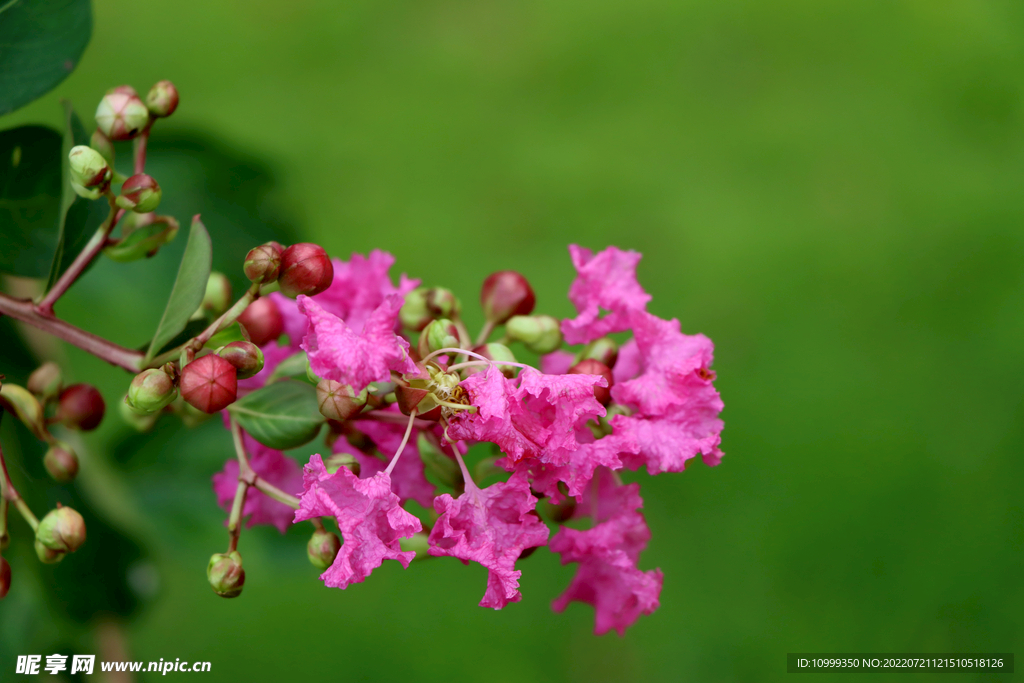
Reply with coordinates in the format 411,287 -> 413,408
2,0 -> 1023,680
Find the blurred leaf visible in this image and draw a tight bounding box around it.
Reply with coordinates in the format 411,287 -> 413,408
264,351 -> 313,385
143,216 -> 212,363
229,379 -> 324,449
0,125 -> 62,277
46,102 -> 111,287
206,321 -> 249,349
0,0 -> 92,116
102,215 -> 179,263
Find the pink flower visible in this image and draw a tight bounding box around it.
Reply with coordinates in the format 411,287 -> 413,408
561,245 -> 652,345
299,294 -> 419,392
348,409 -> 435,508
429,472 -> 550,609
212,434 -> 303,533
540,350 -> 575,375
294,454 -> 422,589
525,428 -> 634,501
551,469 -> 662,635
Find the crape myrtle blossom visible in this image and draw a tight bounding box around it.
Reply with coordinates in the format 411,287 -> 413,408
210,244 -> 722,635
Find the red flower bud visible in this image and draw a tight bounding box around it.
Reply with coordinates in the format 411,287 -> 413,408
0,557 -> 9,598
180,354 -> 238,414
56,384 -> 106,431
207,551 -> 245,598
217,341 -> 264,379
145,80 -> 179,118
44,444 -> 79,483
568,359 -> 613,406
237,297 -> 284,346
278,243 -> 333,298
115,173 -> 162,213
481,271 -> 535,324
243,242 -> 283,284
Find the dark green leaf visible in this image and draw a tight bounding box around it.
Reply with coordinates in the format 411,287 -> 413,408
206,321 -> 249,349
0,125 -> 62,277
0,0 -> 92,116
143,216 -> 212,363
46,102 -> 111,287
228,379 -> 324,450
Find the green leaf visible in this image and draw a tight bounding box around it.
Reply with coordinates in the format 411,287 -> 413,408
0,0 -> 92,116
0,125 -> 62,277
46,102 -> 111,287
264,351 -> 315,385
228,379 -> 324,450
143,216 -> 212,363
205,321 -> 249,349
101,215 -> 179,263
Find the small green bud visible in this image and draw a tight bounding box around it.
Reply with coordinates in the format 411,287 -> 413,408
95,89 -> 150,141
506,315 -> 563,355
43,444 -> 79,483
35,539 -> 65,564
400,287 -> 461,331
579,336 -> 619,368
27,362 -> 62,401
199,272 -> 232,317
421,318 -> 460,355
36,506 -> 86,554
0,382 -> 45,438
207,551 -> 245,598
70,181 -> 104,200
115,173 -> 162,213
68,145 -> 110,189
400,532 -> 431,560
243,242 -> 283,285
145,80 -> 179,118
127,368 -> 178,413
90,129 -> 115,165
216,341 -> 264,380
324,452 -> 361,476
465,343 -> 518,379
316,380 -> 366,422
307,529 -> 341,570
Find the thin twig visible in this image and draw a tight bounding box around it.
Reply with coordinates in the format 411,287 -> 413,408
38,196 -> 120,313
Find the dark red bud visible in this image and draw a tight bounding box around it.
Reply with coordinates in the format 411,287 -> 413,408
0,557 -> 9,599
237,297 -> 284,346
481,271 -> 535,324
278,243 -> 333,298
56,384 -> 106,431
568,359 -> 613,406
180,354 -> 238,414
243,242 -> 283,284
217,341 -> 264,379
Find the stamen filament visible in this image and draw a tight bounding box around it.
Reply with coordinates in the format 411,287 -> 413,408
421,347 -> 488,365
446,359 -> 532,373
384,409 -> 417,476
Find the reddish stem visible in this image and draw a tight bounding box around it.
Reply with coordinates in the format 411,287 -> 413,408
133,128 -> 150,175
38,197 -> 119,313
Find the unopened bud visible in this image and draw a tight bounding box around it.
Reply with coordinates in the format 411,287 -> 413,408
199,272 -> 232,317
317,380 -> 366,421
307,529 -> 341,570
90,129 -> 115,165
68,145 -> 111,189
70,181 -> 104,200
27,362 -> 62,401
400,532 -> 431,560
506,315 -> 563,355
35,539 -> 64,564
324,452 -> 361,476
115,173 -> 161,213
36,506 -> 86,555
44,444 -> 79,482
0,557 -> 9,598
421,318 -> 460,355
400,287 -> 460,331
207,551 -> 245,598
278,243 -> 333,298
580,337 -> 619,368
127,368 -> 177,413
56,384 -> 106,431
217,341 -> 264,379
119,395 -> 159,432
568,359 -> 613,406
103,214 -> 179,262
145,80 -> 179,118
95,89 -> 150,141
180,354 -> 238,414
169,394 -> 211,428
466,343 -> 518,379
0,383 -> 45,438
481,270 -> 535,324
237,297 -> 285,346
243,243 -> 283,284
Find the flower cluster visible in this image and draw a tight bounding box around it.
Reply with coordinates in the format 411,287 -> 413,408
214,245 -> 724,635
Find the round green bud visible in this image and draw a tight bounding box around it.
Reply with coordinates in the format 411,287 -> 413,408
95,89 -> 150,141
421,318 -> 460,355
307,529 -> 341,570
145,80 -> 179,118
207,551 -> 245,598
115,173 -> 162,213
27,362 -> 62,401
35,539 -> 65,564
316,380 -> 366,422
506,315 -> 563,355
216,341 -> 264,380
127,368 -> 178,414
400,287 -> 461,331
243,242 -> 283,284
36,506 -> 86,554
43,444 -> 79,483
68,145 -> 111,189
199,272 -> 232,317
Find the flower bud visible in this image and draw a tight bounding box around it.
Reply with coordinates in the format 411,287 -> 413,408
324,452 -> 361,476
68,145 -> 111,189
70,181 -> 104,200
56,384 -> 106,431
103,214 -> 179,262
400,532 -> 431,560
466,343 -> 518,379
307,529 -> 341,570
27,362 -> 62,401
90,129 -> 115,165
400,287 -> 460,331
35,539 -> 64,564
217,341 -> 264,379
145,80 -> 179,118
243,242 -> 283,284
115,173 -> 162,213
316,380 -> 366,422
95,89 -> 150,141
420,318 -> 460,356
44,444 -> 79,483
180,354 -> 238,414
36,506 -> 86,554
278,243 -> 333,298
127,368 -> 178,413
568,359 -> 613,406
506,315 -> 563,355
119,395 -> 159,432
481,270 -> 535,324
169,394 -> 211,428
207,551 -> 245,598
0,556 -> 9,598
199,272 -> 232,317
237,297 -> 285,346
0,383 -> 45,439
579,337 -> 619,368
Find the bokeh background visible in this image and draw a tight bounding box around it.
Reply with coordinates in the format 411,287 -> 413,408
2,1 -> 1023,681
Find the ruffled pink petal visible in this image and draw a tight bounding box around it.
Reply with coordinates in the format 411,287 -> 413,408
212,434 -> 302,533
562,245 -> 652,345
352,409 -> 434,508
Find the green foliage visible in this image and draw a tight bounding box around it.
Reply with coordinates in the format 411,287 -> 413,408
143,216 -> 212,363
0,0 -> 92,116
0,125 -> 62,277
205,321 -> 249,349
228,379 -> 323,450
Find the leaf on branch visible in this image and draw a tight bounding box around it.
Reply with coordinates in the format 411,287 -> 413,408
228,379 -> 325,450
0,125 -> 62,277
143,216 -> 212,363
0,0 -> 92,116
205,321 -> 250,349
